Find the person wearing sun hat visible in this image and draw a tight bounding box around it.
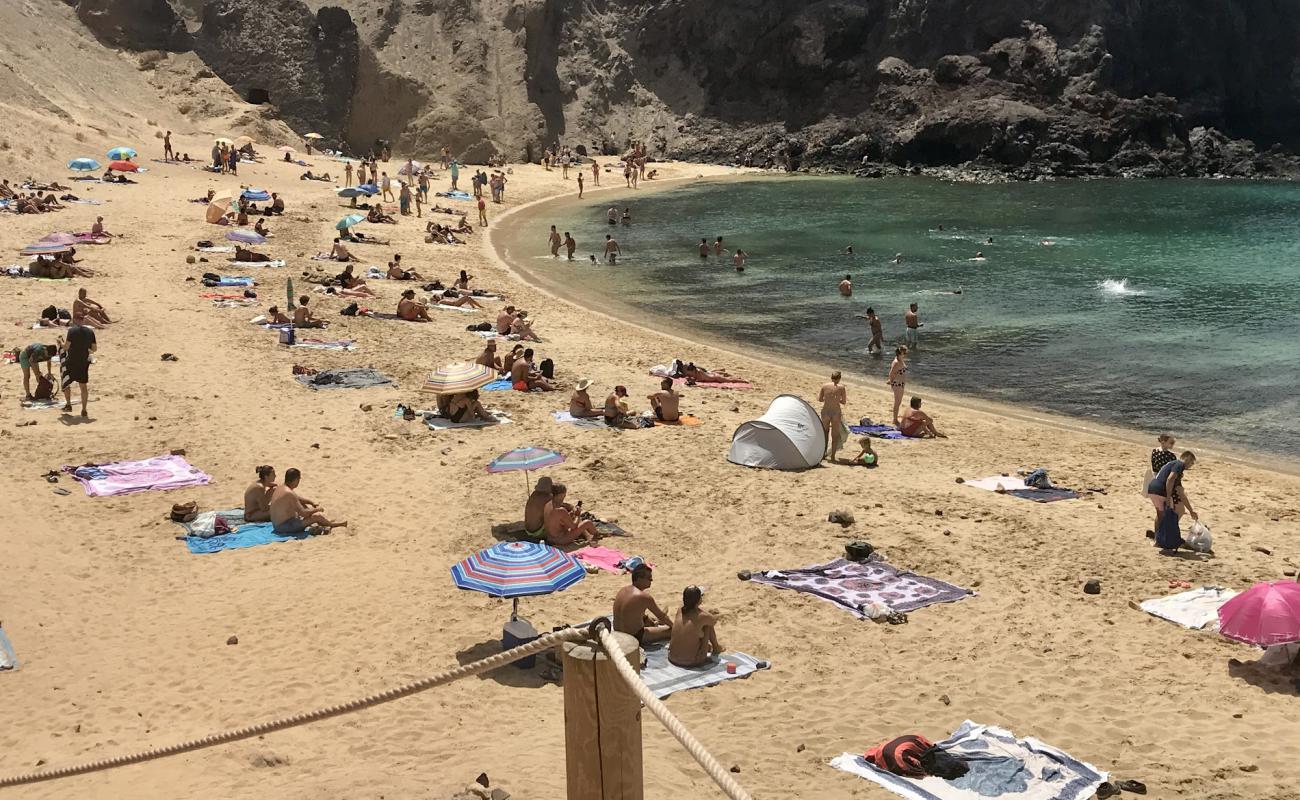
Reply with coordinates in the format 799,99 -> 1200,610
569,378 -> 600,418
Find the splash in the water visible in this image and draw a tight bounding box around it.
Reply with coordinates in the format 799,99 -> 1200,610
1096,278 -> 1145,296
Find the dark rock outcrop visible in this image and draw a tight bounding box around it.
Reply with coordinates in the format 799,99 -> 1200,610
72,0 -> 190,51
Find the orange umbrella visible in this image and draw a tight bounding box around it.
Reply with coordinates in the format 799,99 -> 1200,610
107,160 -> 139,173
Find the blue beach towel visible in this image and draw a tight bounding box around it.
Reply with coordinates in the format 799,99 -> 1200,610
0,628 -> 17,671
185,522 -> 311,554
481,378 -> 513,391
209,276 -> 254,287
849,423 -> 908,440
435,190 -> 472,200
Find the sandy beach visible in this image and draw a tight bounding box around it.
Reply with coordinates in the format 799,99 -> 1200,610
3,101 -> 1300,800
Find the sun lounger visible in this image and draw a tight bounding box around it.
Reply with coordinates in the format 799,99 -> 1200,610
66,454 -> 212,497
423,410 -> 511,430
829,721 -> 1108,800
640,643 -> 769,699
185,522 -> 312,554
0,627 -> 17,672
1137,586 -> 1239,630
751,555 -> 973,617
295,368 -> 394,390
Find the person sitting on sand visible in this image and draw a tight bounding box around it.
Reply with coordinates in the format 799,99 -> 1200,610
72,288 -> 111,327
28,256 -> 72,280
496,305 -> 517,335
898,396 -> 946,438
386,260 -> 424,281
243,465 -> 277,522
234,245 -> 271,263
447,389 -> 494,424
523,476 -> 554,541
838,436 -> 879,468
510,348 -> 555,391
253,218 -> 271,237
367,204 -> 396,224
398,289 -> 432,321
266,305 -> 291,324
510,310 -> 541,341
266,193 -> 286,216
89,216 -> 111,238
544,482 -> 599,546
569,379 -> 601,418
329,238 -> 359,262
475,340 -> 502,371
455,270 -> 474,290
268,468 -> 346,535
613,561 -> 672,645
335,264 -> 373,293
669,585 -> 722,667
648,378 -> 681,422
500,344 -> 524,376
604,385 -> 638,429
292,296 -> 324,328
36,305 -> 71,328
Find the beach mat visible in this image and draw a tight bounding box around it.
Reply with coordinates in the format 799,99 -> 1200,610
1137,586 -> 1239,630
67,454 -> 212,497
657,414 -> 702,426
751,555 -> 972,617
640,643 -> 769,699
207,276 -> 254,287
552,410 -> 610,431
185,522 -> 312,554
290,339 -> 356,351
829,721 -> 1107,800
0,628 -> 17,671
849,422 -> 908,440
571,546 -> 637,574
963,476 -> 1080,503
21,398 -> 63,410
424,410 -> 511,431
230,259 -> 286,269
295,368 -> 393,390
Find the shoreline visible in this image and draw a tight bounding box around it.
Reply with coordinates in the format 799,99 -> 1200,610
487,171 -> 1300,478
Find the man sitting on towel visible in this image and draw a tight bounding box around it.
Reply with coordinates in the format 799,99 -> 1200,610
648,378 -> 681,422
898,396 -> 946,439
292,296 -> 325,328
510,348 -> 555,392
329,238 -> 359,262
614,560 -> 672,645
268,468 -> 347,534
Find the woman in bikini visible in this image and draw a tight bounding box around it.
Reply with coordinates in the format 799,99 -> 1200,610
887,345 -> 909,426
397,289 -> 432,321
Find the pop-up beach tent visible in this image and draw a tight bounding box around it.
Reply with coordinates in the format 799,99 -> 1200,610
727,394 -> 826,470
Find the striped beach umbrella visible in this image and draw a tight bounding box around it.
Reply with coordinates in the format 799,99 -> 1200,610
336,213 -> 366,231
421,362 -> 495,394
106,147 -> 136,160
226,229 -> 266,245
487,447 -> 566,474
68,158 -> 100,172
107,160 -> 139,173
452,540 -> 586,619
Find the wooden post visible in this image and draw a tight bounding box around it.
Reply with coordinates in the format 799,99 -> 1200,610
562,632 -> 643,800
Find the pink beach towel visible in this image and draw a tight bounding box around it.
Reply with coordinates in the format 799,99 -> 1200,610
571,546 -> 634,574
66,454 -> 212,497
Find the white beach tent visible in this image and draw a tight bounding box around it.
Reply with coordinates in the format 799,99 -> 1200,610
727,394 -> 826,470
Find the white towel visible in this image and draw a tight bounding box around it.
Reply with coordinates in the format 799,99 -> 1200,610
1139,586 -> 1239,630
230,259 -> 286,268
963,475 -> 1030,492
423,410 -> 511,430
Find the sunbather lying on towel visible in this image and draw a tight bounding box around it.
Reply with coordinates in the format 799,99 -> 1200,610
244,464 -> 277,522
234,246 -> 272,263
545,482 -> 599,546
437,289 -> 484,309
899,396 -> 946,438
669,585 -> 723,667
366,205 -> 396,224
300,171 -> 332,182
268,468 -> 346,534
614,562 -> 672,644
681,361 -> 737,384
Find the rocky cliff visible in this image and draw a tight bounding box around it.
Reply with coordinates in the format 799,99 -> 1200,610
63,0 -> 1300,177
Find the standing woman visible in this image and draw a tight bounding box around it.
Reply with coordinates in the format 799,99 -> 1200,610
887,345 -> 909,426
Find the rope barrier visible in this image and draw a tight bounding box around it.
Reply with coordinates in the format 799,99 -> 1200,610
0,627 -> 588,789
591,622 -> 754,800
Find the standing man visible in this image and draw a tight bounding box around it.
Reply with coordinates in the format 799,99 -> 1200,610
418,169 -> 430,203
604,234 -> 621,264
818,370 -> 847,461
713,236 -> 727,257
577,171 -> 584,198
60,323 -> 96,418
904,302 -> 922,349
381,172 -> 393,202
449,158 -> 460,191
607,206 -> 619,226
563,231 -> 576,261
163,130 -> 173,161
839,275 -> 853,296
548,225 -> 562,257
859,307 -> 885,354
477,194 -> 488,228
698,238 -> 710,259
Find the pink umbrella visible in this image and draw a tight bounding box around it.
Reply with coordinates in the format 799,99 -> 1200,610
1218,581 -> 1300,647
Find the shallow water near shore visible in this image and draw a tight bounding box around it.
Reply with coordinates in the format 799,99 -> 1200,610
501,176 -> 1300,458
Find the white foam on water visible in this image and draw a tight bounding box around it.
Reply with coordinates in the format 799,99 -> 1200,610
1096,278 -> 1146,297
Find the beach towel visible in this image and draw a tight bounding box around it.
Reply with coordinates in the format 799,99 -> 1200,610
850,422 -> 908,440
424,410 -> 511,430
21,398 -> 63,410
295,368 -> 394,390
481,378 -> 512,391
230,259 -> 286,269
751,556 -> 972,617
175,508 -> 244,538
196,245 -> 235,253
829,721 -> 1107,800
213,298 -> 258,308
571,546 -> 637,574
473,330 -> 514,341
0,628 -> 17,671
434,190 -> 472,200
66,454 -> 212,497
208,276 -> 254,287
310,254 -> 340,261
673,377 -> 752,390
552,410 -> 611,431
68,198 -> 104,205
591,519 -> 630,538
640,643 -> 769,699
963,476 -> 1080,503
1138,586 -> 1239,630
290,339 -> 356,351
185,522 -> 312,554
656,414 -> 702,427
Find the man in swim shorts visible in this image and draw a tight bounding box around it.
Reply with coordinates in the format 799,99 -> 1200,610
648,378 -> 681,422
522,476 -> 553,540
613,561 -> 672,644
898,396 -> 945,438
60,323 -> 96,417
18,342 -> 54,399
268,468 -> 346,534
904,302 -> 921,348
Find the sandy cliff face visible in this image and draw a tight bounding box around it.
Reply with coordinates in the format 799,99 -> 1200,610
61,0 -> 1300,176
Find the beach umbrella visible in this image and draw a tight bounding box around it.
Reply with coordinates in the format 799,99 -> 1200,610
421,362 -> 496,394
398,160 -> 422,176
107,160 -> 139,173
1218,581 -> 1300,648
20,242 -> 72,256
452,541 -> 586,618
226,229 -> 266,245
358,182 -> 379,194
304,133 -> 324,140
278,145 -> 296,154
106,147 -> 136,160
205,191 -> 234,225
241,188 -> 272,202
233,135 -> 254,148
336,213 -> 366,231
214,137 -> 233,146
68,158 -> 100,172
336,185 -> 377,198
40,232 -> 77,246
486,446 -> 566,493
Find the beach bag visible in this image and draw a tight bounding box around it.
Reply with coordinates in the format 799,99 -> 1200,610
845,541 -> 875,562
1186,520 -> 1213,553
32,374 -> 54,400
1155,510 -> 1183,550
278,327 -> 296,345
1024,468 -> 1053,489
340,302 -> 359,316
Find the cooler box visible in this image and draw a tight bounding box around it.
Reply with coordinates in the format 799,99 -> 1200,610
502,617 -> 539,669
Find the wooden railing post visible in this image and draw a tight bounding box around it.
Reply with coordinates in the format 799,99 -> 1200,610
562,632 -> 643,800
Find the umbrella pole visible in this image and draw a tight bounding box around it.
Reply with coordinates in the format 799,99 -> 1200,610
524,470 -> 531,494
512,597 -> 520,620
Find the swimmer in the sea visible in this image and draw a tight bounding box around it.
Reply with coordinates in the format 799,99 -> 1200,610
892,253 -> 904,264
970,251 -> 986,261
1040,239 -> 1056,246
985,237 -> 994,245
842,245 -> 854,255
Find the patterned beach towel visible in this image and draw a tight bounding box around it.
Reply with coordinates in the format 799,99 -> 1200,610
552,410 -> 610,431
295,368 -> 394,390
66,454 -> 212,497
424,410 -> 511,430
290,339 -> 356,351
751,556 -> 973,617
185,522 -> 312,554
640,643 -> 769,699
230,259 -> 286,269
830,721 -> 1107,800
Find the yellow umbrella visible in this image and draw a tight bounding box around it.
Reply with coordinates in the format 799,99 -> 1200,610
304,133 -> 324,140
205,191 -> 234,225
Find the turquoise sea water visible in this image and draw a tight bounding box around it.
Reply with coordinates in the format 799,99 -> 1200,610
504,177 -> 1300,458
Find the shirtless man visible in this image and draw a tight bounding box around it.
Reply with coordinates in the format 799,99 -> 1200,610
613,563 -> 672,645
818,370 -> 847,460
548,224 -> 562,257
544,482 -> 600,546
839,275 -> 853,297
163,131 -> 173,161
858,307 -> 884,354
268,468 -> 346,534
72,288 -> 111,326
386,260 -> 424,281
569,379 -> 601,418
607,206 -> 619,226
604,385 -> 637,428
496,304 -> 517,335
234,245 -> 271,263
604,234 -> 620,264
90,216 -> 111,238
904,302 -> 922,348
523,476 -> 554,540
698,238 -> 710,259
564,232 -> 576,261
732,249 -> 747,272
292,296 -> 324,328
243,465 -> 277,522
475,340 -> 502,372
500,344 -> 524,376
648,378 -> 681,422
669,586 -> 722,667
713,237 -> 727,257
899,396 -> 946,439
397,289 -> 432,321
510,349 -> 555,391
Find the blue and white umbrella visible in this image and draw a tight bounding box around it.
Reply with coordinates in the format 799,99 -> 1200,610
336,186 -> 376,199
452,541 -> 586,609
106,147 -> 136,160
68,158 -> 100,172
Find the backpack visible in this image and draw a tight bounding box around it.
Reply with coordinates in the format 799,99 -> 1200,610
32,373 -> 54,400
340,302 -> 359,316
1155,509 -> 1183,550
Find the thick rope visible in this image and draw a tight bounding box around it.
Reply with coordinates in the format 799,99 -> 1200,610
0,627 -> 587,789
593,624 -> 754,800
